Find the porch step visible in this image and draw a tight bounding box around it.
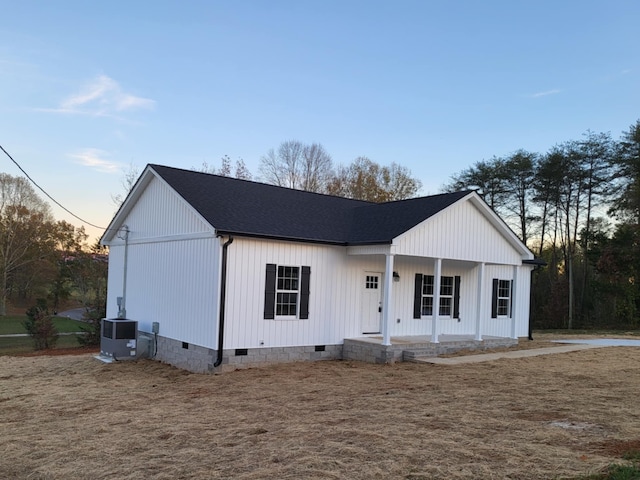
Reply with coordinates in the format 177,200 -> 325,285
403,337 -> 518,362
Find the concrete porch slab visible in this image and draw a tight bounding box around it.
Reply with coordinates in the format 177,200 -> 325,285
343,334 -> 518,364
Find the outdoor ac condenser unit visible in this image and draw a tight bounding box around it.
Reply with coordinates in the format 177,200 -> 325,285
100,318 -> 138,360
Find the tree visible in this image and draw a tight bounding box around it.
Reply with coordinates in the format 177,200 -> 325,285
300,143 -> 333,192
444,157 -> 507,211
326,156 -> 422,202
49,222 -> 89,313
444,119 -> 640,330
0,174 -> 58,315
23,298 -> 58,350
594,222 -> 640,327
610,120 -> 640,223
259,141 -> 332,192
111,163 -> 140,208
533,149 -> 564,258
575,131 -> 615,320
74,240 -> 108,346
198,155 -> 252,180
501,150 -> 537,247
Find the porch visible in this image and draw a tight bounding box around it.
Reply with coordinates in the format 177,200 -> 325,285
343,334 -> 518,364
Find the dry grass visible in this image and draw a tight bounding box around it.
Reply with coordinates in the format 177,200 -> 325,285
1,336 -> 640,479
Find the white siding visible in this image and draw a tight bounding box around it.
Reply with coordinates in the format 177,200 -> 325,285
214,237 -> 535,350
395,199 -> 524,265
108,238 -> 220,345
120,176 -> 211,241
386,258 -> 479,337
105,179 -> 534,352
480,264 -> 532,338
223,238 -> 390,348
105,175 -> 221,347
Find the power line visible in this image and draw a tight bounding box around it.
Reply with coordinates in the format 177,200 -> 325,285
0,143 -> 107,230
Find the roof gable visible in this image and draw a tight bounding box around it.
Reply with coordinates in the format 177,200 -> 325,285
393,193 -> 533,262
103,164 -> 528,258
347,191 -> 471,244
150,165 -> 373,244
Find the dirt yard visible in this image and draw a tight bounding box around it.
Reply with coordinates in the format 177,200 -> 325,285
1,335 -> 640,479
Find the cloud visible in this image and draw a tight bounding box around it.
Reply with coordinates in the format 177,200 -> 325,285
69,148 -> 123,173
529,89 -> 561,98
48,75 -> 155,117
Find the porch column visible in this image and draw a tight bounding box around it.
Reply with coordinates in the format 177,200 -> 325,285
510,265 -> 518,339
475,262 -> 485,341
431,258 -> 442,344
381,253 -> 395,346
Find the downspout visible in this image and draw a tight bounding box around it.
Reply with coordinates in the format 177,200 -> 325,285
528,266 -> 534,341
214,235 -> 233,368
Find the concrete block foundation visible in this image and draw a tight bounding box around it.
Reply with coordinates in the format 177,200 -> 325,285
154,335 -> 343,373
151,334 -> 518,373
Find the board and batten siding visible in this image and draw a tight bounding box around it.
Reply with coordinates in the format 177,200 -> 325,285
105,174 -> 221,348
221,237 -> 534,349
107,238 -> 220,345
223,237 -> 390,349
387,260 -> 532,339
123,175 -> 212,239
387,258 -> 478,337
480,264 -> 532,338
395,199 -> 525,265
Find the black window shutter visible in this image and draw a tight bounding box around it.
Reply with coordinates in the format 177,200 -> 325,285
491,278 -> 498,319
453,276 -> 461,319
264,264 -> 276,319
413,274 -> 423,319
299,266 -> 311,319
509,279 -> 514,318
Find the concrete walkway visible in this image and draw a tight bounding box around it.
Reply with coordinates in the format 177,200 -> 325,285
414,344 -> 608,365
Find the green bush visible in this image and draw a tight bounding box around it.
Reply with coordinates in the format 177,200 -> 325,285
77,303 -> 106,346
23,299 -> 58,350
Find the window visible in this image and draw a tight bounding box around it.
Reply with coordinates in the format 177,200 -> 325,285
420,275 -> 434,316
264,264 -> 311,320
439,276 -> 454,316
491,279 -> 513,318
365,275 -> 379,289
413,274 -> 460,318
276,266 -> 299,316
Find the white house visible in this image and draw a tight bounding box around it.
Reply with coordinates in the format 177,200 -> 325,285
101,164 -> 540,373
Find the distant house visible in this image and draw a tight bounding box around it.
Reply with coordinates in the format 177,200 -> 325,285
101,164 -> 539,373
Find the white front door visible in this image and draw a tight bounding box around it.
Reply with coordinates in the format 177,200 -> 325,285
361,272 -> 383,334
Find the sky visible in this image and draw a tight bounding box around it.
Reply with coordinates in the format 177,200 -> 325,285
1,0 -> 639,242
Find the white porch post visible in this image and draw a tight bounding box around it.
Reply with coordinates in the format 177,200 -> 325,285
431,258 -> 442,344
381,253 -> 395,346
475,262 -> 485,341
510,265 -> 518,339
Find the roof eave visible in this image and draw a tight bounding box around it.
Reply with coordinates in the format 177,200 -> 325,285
214,230 -> 348,246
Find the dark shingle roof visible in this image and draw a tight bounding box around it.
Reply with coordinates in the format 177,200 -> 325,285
150,164 -> 470,245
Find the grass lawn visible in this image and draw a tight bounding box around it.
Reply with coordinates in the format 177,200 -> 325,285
0,315 -> 90,355
0,315 -> 85,335
0,333 -> 84,355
